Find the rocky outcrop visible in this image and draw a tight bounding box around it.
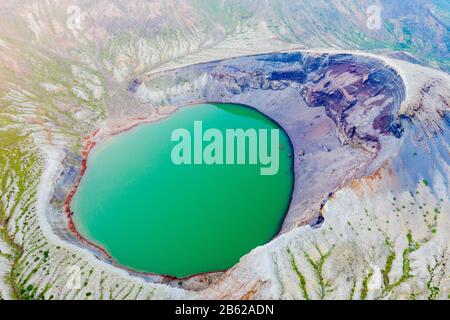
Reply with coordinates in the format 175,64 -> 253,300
129,51 -> 406,231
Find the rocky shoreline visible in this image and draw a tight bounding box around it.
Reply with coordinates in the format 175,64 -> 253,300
48,50 -> 412,288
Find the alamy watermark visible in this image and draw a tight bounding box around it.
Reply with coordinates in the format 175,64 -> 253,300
66,5 -> 84,33
171,121 -> 280,176
366,5 -> 382,30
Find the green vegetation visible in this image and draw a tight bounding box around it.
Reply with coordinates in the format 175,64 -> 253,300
360,268 -> 373,300
381,238 -> 396,288
383,231 -> 420,295
348,279 -> 357,300
426,263 -> 440,300
303,245 -> 333,299
287,248 -> 310,300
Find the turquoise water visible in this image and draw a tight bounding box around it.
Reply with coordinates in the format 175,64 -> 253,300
71,103 -> 294,278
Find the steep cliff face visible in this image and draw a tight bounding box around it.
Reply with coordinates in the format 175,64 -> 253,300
130,52 -> 406,232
